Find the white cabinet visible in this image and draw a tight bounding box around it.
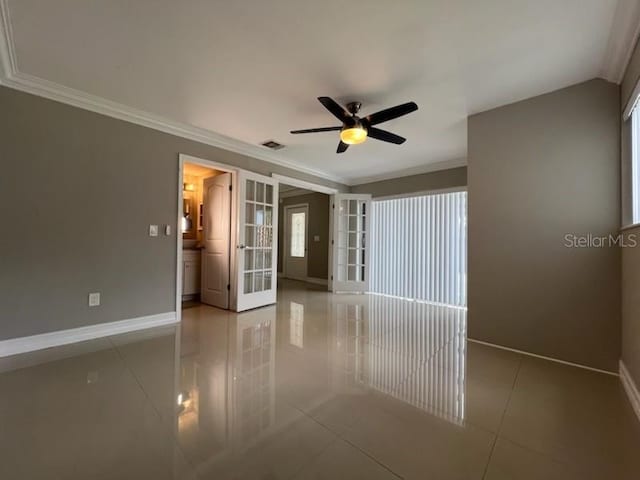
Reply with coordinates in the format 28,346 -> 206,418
182,249 -> 201,296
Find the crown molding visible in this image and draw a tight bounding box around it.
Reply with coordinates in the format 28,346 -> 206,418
0,0 -> 348,186
601,0 -> 640,84
348,158 -> 467,186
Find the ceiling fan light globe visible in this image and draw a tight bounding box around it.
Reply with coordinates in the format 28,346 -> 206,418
340,126 -> 367,145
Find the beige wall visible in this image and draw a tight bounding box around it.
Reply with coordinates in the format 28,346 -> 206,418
621,39 -> 640,387
0,86 -> 346,341
350,166 -> 467,197
277,193 -> 330,280
468,78 -> 621,372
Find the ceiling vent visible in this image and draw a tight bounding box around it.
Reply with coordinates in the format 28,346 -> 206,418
261,140 -> 285,150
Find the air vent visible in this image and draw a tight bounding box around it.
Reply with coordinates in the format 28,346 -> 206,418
261,140 -> 285,150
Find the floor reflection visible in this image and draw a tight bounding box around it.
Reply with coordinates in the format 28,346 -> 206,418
4,282 -> 637,479
331,296 -> 467,424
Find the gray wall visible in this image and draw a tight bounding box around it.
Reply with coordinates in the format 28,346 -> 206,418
277,193 -> 330,280
350,166 -> 467,197
0,86 -> 346,341
621,38 -> 640,387
468,78 -> 621,372
622,226 -> 640,386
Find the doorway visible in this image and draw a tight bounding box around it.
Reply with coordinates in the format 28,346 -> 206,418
283,204 -> 309,281
274,175 -> 338,292
177,154 -> 280,317
180,160 -> 232,311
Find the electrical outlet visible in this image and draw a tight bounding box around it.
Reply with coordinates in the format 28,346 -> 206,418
165,225 -> 171,236
149,225 -> 158,237
88,292 -> 100,307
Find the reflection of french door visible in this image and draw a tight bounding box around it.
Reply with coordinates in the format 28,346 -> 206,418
237,171 -> 279,311
330,194 -> 372,293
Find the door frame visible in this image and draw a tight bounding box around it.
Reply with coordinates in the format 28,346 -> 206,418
272,174 -> 339,290
177,154 -> 238,321
283,203 -> 309,281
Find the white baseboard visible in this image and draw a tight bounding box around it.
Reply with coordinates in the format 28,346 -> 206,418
620,360 -> 640,422
467,338 -> 618,376
0,312 -> 178,357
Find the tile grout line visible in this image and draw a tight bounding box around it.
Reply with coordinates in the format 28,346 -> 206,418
481,356 -> 523,480
291,403 -> 405,479
106,335 -> 205,480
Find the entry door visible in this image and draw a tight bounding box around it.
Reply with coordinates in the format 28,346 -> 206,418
284,205 -> 309,281
237,171 -> 279,311
201,173 -> 232,309
330,194 -> 371,293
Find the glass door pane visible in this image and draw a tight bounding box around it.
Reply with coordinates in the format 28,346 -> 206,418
237,171 -> 278,311
331,194 -> 371,293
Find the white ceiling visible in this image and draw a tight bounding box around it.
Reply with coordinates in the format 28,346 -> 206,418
1,0 -> 630,184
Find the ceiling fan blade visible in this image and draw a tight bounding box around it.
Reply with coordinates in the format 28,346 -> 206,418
318,97 -> 351,123
366,102 -> 418,125
367,127 -> 406,144
290,126 -> 342,134
337,141 -> 349,153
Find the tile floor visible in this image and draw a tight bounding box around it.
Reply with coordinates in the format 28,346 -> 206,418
1,280 -> 639,479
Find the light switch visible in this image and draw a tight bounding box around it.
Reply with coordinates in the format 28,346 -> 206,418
88,292 -> 100,307
165,225 -> 171,236
314,235 -> 320,242
149,225 -> 158,237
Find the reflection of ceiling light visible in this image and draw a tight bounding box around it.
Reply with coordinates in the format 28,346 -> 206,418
183,183 -> 196,192
340,124 -> 367,145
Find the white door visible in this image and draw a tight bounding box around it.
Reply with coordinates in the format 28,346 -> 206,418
237,171 -> 279,311
330,194 -> 372,293
201,173 -> 232,309
284,204 -> 309,281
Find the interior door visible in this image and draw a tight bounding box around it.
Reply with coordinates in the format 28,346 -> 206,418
284,204 -> 309,281
330,194 -> 372,293
201,172 -> 232,309
237,171 -> 279,311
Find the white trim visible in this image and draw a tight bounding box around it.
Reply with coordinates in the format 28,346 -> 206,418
0,312 -> 177,357
0,1 -> 347,186
272,173 -> 340,194
0,71 -> 346,185
348,158 -> 467,186
620,360 -> 640,422
467,338 -> 618,376
602,0 -> 640,85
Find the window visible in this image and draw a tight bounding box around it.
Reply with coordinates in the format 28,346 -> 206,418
632,106 -> 640,223
290,212 -> 306,257
370,191 -> 467,307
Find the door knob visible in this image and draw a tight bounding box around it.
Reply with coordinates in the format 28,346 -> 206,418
238,244 -> 246,249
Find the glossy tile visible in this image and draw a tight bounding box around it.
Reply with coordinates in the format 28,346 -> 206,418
499,356 -> 640,479
1,280 -> 639,480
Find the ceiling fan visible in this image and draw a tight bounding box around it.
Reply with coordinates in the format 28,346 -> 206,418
290,97 -> 418,153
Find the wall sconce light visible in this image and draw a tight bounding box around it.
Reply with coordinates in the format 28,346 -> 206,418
183,183 -> 196,192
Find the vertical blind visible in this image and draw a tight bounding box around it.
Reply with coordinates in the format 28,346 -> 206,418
370,191 -> 467,307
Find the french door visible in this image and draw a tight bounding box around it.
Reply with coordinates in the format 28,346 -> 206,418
330,194 -> 372,293
237,171 -> 279,311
